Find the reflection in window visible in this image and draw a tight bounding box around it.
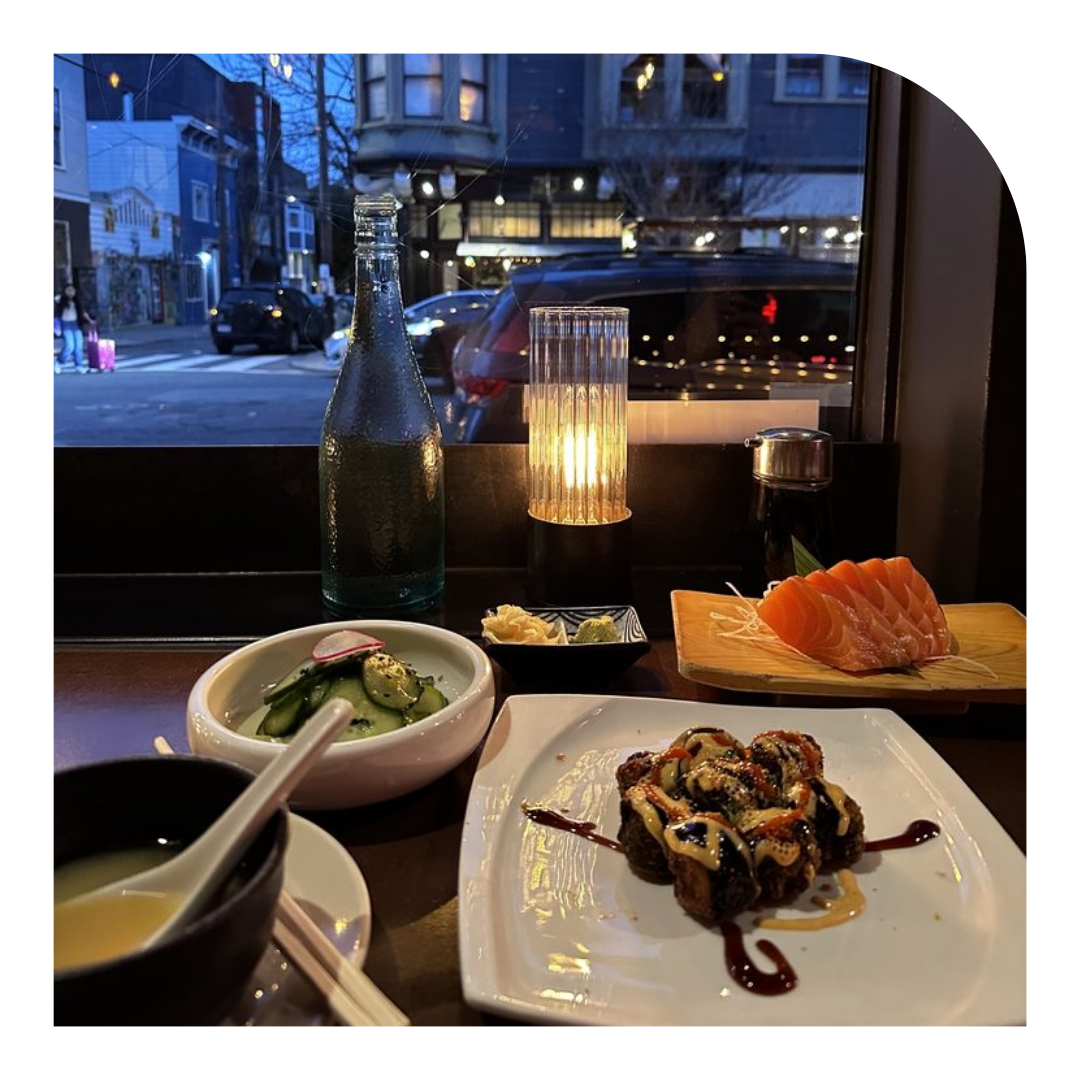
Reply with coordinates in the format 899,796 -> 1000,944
838,57 -> 870,98
682,54 -> 728,120
784,55 -> 824,98
54,87 -> 63,166
404,54 -> 443,118
460,54 -> 486,123
364,54 -> 387,119
619,55 -> 665,122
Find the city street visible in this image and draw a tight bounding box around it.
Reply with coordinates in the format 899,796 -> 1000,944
53,324 -> 457,445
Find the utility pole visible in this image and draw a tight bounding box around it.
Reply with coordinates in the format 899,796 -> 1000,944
315,53 -> 333,293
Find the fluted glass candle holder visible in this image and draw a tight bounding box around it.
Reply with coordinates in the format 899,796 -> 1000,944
526,306 -> 632,604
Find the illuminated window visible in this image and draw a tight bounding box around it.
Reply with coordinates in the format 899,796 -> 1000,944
619,55 -> 665,122
682,55 -> 729,120
460,54 -> 486,123
550,203 -> 623,239
467,201 -> 541,239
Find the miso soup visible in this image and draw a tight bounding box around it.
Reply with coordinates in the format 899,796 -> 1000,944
54,845 -> 182,971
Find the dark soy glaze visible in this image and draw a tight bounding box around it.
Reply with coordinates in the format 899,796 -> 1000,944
864,819 -> 941,852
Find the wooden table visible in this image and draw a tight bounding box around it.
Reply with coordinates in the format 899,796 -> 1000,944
54,640 -> 1025,1026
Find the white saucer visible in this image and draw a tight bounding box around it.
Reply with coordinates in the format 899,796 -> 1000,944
226,814 -> 372,1026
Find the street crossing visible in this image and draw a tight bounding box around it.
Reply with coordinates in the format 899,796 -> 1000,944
103,349 -> 324,375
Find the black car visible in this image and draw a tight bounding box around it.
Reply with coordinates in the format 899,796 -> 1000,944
210,285 -> 331,355
448,253 -> 857,443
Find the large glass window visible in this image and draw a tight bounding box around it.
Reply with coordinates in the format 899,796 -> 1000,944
404,54 -> 443,118
56,54 -> 873,449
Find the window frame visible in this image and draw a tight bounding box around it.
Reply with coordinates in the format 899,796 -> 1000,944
55,65 -> 1019,609
403,53 -> 444,119
363,54 -> 387,120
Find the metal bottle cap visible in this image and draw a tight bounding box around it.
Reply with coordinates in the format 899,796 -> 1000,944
745,427 -> 833,485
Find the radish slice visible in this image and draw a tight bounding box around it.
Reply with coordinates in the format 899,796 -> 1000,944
311,629 -> 385,663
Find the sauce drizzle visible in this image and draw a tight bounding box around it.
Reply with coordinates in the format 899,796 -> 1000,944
864,819 -> 941,852
720,921 -> 798,996
521,803 -> 625,853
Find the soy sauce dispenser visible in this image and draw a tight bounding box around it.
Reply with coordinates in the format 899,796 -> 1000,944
742,427 -> 834,597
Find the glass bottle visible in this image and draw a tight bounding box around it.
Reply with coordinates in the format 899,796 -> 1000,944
319,195 -> 445,614
742,427 -> 834,597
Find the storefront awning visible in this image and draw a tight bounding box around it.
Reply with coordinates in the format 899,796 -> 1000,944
455,241 -> 618,258
745,172 -> 863,218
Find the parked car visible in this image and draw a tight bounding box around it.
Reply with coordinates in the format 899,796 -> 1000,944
209,285 -> 331,355
324,289 -> 496,387
447,253 -> 858,443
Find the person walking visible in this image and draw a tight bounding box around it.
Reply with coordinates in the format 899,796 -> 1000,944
54,282 -> 94,374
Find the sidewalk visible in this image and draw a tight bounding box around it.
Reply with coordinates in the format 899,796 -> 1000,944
106,322 -> 217,355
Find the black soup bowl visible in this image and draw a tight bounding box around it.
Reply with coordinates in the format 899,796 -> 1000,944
54,755 -> 288,1026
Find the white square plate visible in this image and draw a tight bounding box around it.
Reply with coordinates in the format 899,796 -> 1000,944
458,695 -> 1025,1025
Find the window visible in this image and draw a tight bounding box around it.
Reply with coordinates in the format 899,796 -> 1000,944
364,54 -> 387,119
285,203 -> 315,252
404,54 -> 443,118
838,57 -> 870,99
54,220 -> 71,288
619,55 -> 665,122
550,202 -> 623,239
191,180 -> 211,223
783,55 -> 824,98
460,54 -> 486,123
467,201 -> 541,239
682,54 -> 729,120
54,87 -> 64,167
184,260 -> 205,303
776,55 -> 871,103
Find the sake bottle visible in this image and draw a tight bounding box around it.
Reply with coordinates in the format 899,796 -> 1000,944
319,195 -> 445,614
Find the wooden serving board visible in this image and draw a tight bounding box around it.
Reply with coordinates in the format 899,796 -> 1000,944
671,590 -> 1026,704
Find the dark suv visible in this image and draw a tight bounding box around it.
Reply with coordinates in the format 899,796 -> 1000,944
448,253 -> 857,443
210,285 -> 330,355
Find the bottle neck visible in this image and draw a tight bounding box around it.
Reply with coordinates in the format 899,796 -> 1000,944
351,216 -> 405,341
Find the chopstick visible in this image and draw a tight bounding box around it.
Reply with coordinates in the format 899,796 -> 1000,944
153,735 -> 409,1027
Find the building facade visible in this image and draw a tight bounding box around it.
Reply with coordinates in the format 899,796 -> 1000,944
54,54 -> 92,296
351,54 -> 869,299
83,55 -> 288,323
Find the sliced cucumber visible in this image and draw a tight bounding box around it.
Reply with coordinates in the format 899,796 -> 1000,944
323,674 -> 405,736
403,684 -> 449,723
257,689 -> 307,737
362,652 -> 423,710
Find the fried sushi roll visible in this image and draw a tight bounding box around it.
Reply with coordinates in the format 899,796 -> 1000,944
805,777 -> 866,870
739,804 -> 823,906
662,813 -> 761,925
747,730 -> 825,790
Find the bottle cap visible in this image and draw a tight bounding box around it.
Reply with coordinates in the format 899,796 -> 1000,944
745,427 -> 833,484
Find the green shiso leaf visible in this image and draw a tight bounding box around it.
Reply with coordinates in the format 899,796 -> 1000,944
792,535 -> 827,576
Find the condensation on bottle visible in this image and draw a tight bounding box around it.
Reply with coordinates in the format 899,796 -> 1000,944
319,195 -> 445,614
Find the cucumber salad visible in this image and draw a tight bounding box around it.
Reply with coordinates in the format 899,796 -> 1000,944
239,630 -> 450,742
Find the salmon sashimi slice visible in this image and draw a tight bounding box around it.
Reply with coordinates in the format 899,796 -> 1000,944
756,575 -> 884,671
757,556 -> 950,672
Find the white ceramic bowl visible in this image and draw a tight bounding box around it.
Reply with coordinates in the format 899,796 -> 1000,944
187,620 -> 495,810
